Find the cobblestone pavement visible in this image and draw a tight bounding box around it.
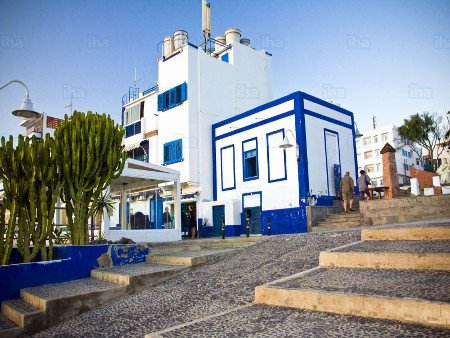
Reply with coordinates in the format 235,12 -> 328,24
25,278 -> 122,299
155,249 -> 235,257
160,304 -> 450,338
278,267 -> 450,302
34,231 -> 360,337
335,240 -> 450,253
95,262 -> 185,276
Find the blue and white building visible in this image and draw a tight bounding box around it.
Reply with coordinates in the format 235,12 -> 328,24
206,92 -> 357,236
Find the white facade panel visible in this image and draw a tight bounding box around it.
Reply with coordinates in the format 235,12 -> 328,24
304,99 -> 352,125
221,146 -> 235,190
267,131 -> 286,181
243,194 -> 260,208
305,114 -> 356,196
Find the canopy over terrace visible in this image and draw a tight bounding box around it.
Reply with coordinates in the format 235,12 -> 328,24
104,159 -> 181,243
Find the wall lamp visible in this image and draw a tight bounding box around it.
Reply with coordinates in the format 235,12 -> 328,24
279,128 -> 299,160
354,122 -> 363,138
0,80 -> 41,118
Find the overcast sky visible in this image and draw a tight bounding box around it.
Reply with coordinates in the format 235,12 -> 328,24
1,0 -> 449,140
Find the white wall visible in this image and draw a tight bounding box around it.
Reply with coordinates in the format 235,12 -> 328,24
202,199 -> 240,227
215,101 -> 299,214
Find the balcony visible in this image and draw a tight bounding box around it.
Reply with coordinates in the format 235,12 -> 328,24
125,121 -> 141,138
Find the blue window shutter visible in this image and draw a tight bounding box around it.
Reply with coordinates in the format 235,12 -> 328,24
181,82 -> 187,102
164,143 -> 170,163
169,88 -> 176,108
157,93 -> 164,111
175,139 -> 182,160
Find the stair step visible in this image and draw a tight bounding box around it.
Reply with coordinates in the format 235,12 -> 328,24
20,277 -> 128,329
0,313 -> 21,337
317,221 -> 364,228
320,240 -> 450,270
255,267 -> 450,328
91,262 -> 188,289
362,225 -> 450,241
146,249 -> 236,267
1,299 -> 43,330
326,213 -> 361,221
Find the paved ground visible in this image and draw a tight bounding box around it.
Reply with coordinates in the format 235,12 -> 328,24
334,240 -> 450,253
33,225 -> 449,338
154,249 -> 236,257
278,267 -> 450,302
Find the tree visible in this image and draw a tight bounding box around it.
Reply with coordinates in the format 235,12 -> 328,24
397,112 -> 448,171
54,111 -> 126,245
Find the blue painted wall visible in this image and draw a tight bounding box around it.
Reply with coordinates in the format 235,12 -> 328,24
0,244 -> 149,303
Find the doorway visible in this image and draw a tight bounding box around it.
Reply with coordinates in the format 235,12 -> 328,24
212,205 -> 225,237
244,207 -> 261,234
325,130 -> 341,196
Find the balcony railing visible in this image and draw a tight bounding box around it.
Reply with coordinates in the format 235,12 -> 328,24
142,85 -> 158,96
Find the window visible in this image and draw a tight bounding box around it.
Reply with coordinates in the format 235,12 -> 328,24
365,164 -> 374,173
373,135 -> 378,143
157,82 -> 187,111
163,139 -> 182,165
124,103 -> 141,125
242,139 -> 258,181
363,137 -> 371,146
381,132 -> 388,142
376,163 -> 381,172
375,149 -> 379,157
364,151 -> 373,159
403,163 -> 410,171
125,121 -> 141,138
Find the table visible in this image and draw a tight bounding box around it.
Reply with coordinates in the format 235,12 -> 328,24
368,186 -> 389,200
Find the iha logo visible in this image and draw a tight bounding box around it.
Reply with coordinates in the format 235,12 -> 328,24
236,84 -> 260,99
408,84 -> 433,99
322,84 -> 346,100
87,35 -> 110,49
63,85 -> 86,99
1,35 -> 23,49
347,34 -> 371,50
434,35 -> 450,49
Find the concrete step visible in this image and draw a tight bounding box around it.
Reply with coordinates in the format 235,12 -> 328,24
255,267 -> 450,328
0,313 -> 21,338
1,299 -> 43,332
20,278 -> 128,330
319,240 -> 450,270
362,225 -> 450,241
146,249 -> 236,267
91,262 -> 188,289
326,213 -> 362,221
316,221 -> 363,228
369,213 -> 450,226
147,237 -> 264,254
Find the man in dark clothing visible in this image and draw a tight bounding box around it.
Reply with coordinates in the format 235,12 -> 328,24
163,207 -> 172,229
189,205 -> 197,239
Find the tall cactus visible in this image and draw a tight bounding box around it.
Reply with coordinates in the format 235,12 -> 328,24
54,111 -> 126,245
0,135 -> 60,264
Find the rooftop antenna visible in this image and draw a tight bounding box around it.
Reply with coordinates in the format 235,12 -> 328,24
65,93 -> 73,114
372,115 -> 376,130
133,48 -> 140,88
202,0 -> 211,52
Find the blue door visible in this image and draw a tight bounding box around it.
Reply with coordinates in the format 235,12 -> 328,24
150,193 -> 163,229
212,205 -> 225,237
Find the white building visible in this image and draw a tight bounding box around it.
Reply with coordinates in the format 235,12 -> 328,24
116,28 -> 272,235
207,91 -> 357,235
356,125 -> 422,186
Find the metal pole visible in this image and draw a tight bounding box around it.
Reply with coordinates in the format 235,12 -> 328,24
90,215 -> 94,242
267,216 -> 271,236
221,216 -> 225,239
246,217 -> 250,238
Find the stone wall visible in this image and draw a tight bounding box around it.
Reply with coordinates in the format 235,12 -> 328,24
410,167 -> 436,187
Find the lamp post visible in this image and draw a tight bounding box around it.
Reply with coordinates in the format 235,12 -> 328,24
279,128 -> 299,160
354,122 -> 363,138
0,80 -> 41,118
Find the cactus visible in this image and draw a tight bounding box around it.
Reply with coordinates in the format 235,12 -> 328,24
54,111 -> 126,245
0,135 -> 60,264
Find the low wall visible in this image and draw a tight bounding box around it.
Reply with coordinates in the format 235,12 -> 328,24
306,205 -> 341,231
0,244 -> 148,303
410,167 -> 437,187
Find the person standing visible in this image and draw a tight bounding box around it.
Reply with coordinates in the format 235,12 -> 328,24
340,171 -> 355,213
357,170 -> 371,200
163,207 -> 172,229
189,205 -> 197,239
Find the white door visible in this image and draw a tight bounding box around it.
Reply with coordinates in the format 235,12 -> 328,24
325,131 -> 340,196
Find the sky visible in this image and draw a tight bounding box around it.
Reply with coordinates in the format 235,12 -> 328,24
1,0 -> 449,140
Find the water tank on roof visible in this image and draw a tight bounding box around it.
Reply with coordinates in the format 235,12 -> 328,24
173,30 -> 188,50
214,36 -> 226,52
240,38 -> 251,46
225,28 -> 241,45
163,36 -> 174,57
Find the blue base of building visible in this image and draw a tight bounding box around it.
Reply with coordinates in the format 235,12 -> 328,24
0,244 -> 149,303
261,206 -> 307,235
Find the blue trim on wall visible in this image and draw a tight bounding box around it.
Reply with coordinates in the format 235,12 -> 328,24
301,91 -> 354,118
260,206 -> 307,235
266,129 -> 287,183
350,114 -> 359,193
212,126 -> 217,201
296,93 -> 309,202
304,109 -> 353,129
323,128 -> 341,196
220,144 -> 236,191
216,110 -> 295,141
242,137 -> 259,182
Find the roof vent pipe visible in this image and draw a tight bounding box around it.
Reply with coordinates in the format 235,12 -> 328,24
173,30 -> 188,50
240,38 -> 250,46
163,36 -> 174,57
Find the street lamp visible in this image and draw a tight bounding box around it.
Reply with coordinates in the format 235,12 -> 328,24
354,122 -> 363,138
279,128 -> 299,160
0,80 -> 41,118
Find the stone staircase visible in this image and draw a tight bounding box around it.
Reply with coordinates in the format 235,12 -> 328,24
255,222 -> 450,328
313,203 -> 372,232
0,240 -> 252,337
